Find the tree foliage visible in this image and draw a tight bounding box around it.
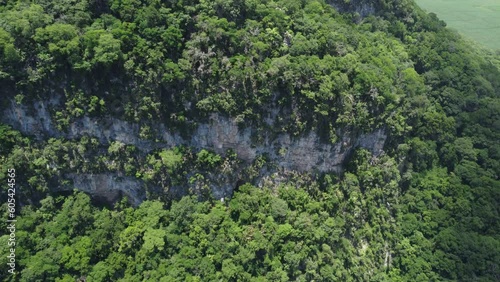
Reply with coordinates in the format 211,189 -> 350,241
0,0 -> 499,281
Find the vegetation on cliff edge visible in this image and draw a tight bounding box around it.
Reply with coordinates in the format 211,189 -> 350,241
0,0 -> 499,281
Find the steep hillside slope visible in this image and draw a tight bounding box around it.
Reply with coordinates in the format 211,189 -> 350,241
0,0 -> 499,281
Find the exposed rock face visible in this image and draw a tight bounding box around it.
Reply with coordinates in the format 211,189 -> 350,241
328,0 -> 377,18
3,99 -> 166,150
65,173 -> 146,207
194,115 -> 386,172
2,98 -> 387,204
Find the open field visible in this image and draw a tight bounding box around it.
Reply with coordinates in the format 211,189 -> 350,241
415,0 -> 500,50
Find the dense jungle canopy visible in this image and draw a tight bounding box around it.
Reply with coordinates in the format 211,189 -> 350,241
0,0 -> 499,281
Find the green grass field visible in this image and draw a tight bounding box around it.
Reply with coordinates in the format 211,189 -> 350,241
415,0 -> 500,50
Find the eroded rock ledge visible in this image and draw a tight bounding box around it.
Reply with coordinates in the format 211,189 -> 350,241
2,98 -> 386,204
328,0 -> 376,18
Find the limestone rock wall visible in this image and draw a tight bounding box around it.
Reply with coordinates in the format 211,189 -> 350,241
65,173 -> 146,206
328,0 -> 377,18
2,98 -> 387,204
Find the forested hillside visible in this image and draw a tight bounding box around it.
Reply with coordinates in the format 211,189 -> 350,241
0,0 -> 499,281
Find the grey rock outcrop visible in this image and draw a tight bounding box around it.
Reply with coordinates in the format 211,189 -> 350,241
2,98 -> 387,204
65,173 -> 146,206
328,0 -> 377,18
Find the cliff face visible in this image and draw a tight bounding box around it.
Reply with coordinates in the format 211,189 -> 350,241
2,97 -> 386,204
328,0 -> 376,18
66,173 -> 146,206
